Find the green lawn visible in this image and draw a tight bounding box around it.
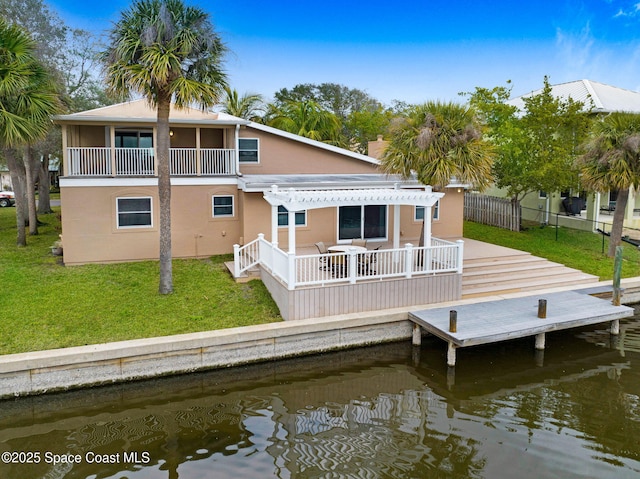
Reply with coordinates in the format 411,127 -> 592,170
2,207 -> 639,356
464,220 -> 640,280
0,207 -> 281,355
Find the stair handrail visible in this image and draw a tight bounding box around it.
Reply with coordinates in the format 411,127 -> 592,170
233,234 -> 264,278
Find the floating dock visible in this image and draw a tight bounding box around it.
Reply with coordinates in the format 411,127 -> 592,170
409,290 -> 635,366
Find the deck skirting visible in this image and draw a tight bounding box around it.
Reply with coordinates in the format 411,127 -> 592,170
261,270 -> 462,320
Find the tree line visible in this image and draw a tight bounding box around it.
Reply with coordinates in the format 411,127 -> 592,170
2,0 -> 637,296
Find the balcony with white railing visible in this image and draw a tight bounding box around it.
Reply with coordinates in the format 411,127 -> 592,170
66,147 -> 236,177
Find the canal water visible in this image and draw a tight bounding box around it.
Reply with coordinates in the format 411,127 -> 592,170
1,312 -> 640,479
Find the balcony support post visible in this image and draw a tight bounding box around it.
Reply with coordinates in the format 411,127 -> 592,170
195,127 -> 202,176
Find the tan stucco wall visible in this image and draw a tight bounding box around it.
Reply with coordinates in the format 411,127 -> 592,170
240,189 -> 464,250
238,127 -> 378,175
61,184 -> 241,265
61,186 -> 463,264
434,189 -> 464,239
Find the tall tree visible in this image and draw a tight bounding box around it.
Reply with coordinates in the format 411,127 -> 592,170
267,100 -> 343,145
578,112 -> 640,256
380,101 -> 494,246
0,19 -> 59,245
218,86 -> 264,121
103,0 -> 228,294
273,82 -> 386,151
380,101 -> 494,189
274,83 -> 380,119
466,78 -> 593,202
1,0 -> 109,215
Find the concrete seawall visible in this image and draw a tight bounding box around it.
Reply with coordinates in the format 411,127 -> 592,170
0,309 -> 412,399
2,279 -> 639,400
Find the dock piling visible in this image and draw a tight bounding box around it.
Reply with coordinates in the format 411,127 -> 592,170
449,310 -> 457,332
447,342 -> 456,367
535,333 -> 546,350
412,323 -> 422,346
538,299 -> 547,319
611,319 -> 620,335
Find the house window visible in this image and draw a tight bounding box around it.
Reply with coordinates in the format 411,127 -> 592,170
415,201 -> 439,221
238,138 -> 259,163
115,130 -> 153,148
539,191 -> 548,199
338,205 -> 387,241
117,197 -> 152,228
278,206 -> 306,227
212,195 -> 234,217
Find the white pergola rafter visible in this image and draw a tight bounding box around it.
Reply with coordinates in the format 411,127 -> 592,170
263,185 -> 445,253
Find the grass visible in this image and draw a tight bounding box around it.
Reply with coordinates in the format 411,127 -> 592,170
464,220 -> 640,280
2,207 -> 638,356
0,207 -> 281,355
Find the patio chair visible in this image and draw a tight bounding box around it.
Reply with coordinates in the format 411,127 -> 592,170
351,238 -> 367,248
315,241 -> 329,269
358,250 -> 377,275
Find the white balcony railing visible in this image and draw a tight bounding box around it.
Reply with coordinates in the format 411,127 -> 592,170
66,147 -> 236,177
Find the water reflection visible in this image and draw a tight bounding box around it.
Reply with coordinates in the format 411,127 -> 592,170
1,314 -> 640,478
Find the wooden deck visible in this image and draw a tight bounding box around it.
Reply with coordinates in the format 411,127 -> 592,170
409,290 -> 634,366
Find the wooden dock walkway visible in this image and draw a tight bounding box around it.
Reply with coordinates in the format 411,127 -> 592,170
409,290 -> 634,366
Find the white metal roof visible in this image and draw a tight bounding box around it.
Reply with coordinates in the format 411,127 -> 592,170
239,174 -> 421,192
263,185 -> 444,211
507,80 -> 640,113
53,98 -> 250,125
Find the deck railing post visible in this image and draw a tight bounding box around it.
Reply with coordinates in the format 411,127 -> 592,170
456,240 -> 464,274
405,243 -> 413,278
287,251 -> 296,291
233,244 -> 240,278
348,248 -> 357,284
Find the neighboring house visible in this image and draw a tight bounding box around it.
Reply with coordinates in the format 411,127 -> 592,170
486,79 -> 640,232
55,100 -> 466,319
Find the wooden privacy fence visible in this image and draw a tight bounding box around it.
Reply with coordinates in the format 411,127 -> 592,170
464,193 -> 521,231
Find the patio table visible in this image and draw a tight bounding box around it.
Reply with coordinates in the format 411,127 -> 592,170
327,245 -> 367,277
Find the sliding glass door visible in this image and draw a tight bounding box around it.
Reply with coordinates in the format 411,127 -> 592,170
338,205 -> 387,241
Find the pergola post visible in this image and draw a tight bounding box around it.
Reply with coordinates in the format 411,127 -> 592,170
288,209 -> 296,254
270,185 -> 279,248
424,206 -> 432,247
393,204 -> 401,250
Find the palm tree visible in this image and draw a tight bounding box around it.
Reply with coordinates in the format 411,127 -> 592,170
0,19 -> 59,246
267,100 -> 343,146
380,101 -> 494,246
381,101 -> 494,189
219,86 -> 264,121
578,112 -> 640,257
102,0 -> 228,294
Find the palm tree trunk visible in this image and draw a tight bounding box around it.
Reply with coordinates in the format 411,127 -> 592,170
608,188 -> 629,257
157,94 -> 173,294
24,145 -> 39,235
37,154 -> 52,214
4,148 -> 27,246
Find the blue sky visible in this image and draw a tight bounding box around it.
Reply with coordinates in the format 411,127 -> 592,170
46,0 -> 640,105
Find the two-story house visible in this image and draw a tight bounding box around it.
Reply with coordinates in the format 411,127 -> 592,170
55,100 -> 466,319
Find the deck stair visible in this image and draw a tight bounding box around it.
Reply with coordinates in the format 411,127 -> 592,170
225,261 -> 260,283
462,252 -> 599,298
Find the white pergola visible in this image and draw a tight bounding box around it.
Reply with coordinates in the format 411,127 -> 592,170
263,185 -> 445,253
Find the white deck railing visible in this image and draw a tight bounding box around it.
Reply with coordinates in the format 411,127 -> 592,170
66,147 -> 236,177
234,234 -> 463,290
